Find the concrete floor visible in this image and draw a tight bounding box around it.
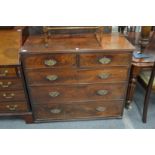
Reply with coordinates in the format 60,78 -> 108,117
0,83 -> 154,129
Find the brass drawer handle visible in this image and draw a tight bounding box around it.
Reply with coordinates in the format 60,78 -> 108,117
98,73 -> 110,79
99,57 -> 111,64
46,75 -> 58,81
49,91 -> 60,97
0,70 -> 8,77
3,93 -> 15,99
44,59 -> 57,66
96,106 -> 106,112
96,90 -> 108,96
0,82 -> 12,88
6,105 -> 18,111
50,108 -> 62,114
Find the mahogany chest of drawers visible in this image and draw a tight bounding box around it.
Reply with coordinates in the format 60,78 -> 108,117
0,27 -> 32,123
21,33 -> 134,122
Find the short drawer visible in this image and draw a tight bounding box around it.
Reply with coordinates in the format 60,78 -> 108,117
23,53 -> 77,69
0,67 -> 17,78
0,78 -> 23,90
29,83 -> 127,104
0,90 -> 26,102
0,101 -> 29,113
33,101 -> 123,121
79,53 -> 131,67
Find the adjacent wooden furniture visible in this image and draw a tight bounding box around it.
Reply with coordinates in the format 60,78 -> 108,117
0,27 -> 33,123
142,62 -> 155,123
126,32 -> 155,108
21,32 -> 134,122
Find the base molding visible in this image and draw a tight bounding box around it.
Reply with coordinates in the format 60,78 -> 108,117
0,112 -> 33,124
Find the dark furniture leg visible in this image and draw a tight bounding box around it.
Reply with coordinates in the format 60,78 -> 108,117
126,65 -> 142,109
22,113 -> 34,124
142,62 -> 155,123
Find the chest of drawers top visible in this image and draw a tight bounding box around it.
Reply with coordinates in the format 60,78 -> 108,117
21,33 -> 135,54
0,29 -> 22,66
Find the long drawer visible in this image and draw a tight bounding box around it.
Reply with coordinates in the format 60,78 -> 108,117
0,101 -> 29,113
80,53 -> 131,67
29,83 -> 127,103
22,53 -> 77,69
25,67 -> 129,85
0,90 -> 26,102
33,101 -> 123,121
0,78 -> 23,90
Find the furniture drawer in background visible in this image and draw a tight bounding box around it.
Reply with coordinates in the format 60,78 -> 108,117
29,83 -> 127,104
0,78 -> 23,90
33,101 -> 123,121
79,53 -> 131,67
22,53 -> 77,69
0,90 -> 26,102
0,67 -> 17,78
0,101 -> 29,113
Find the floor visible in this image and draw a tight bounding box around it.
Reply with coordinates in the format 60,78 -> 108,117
0,83 -> 155,129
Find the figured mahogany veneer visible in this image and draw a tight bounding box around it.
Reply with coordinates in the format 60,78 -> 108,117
25,67 -> 129,85
23,53 -> 77,69
29,83 -> 126,104
33,101 -> 123,121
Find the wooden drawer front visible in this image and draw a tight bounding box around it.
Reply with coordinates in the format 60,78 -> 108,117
78,67 -> 129,83
0,101 -> 29,113
29,83 -> 126,104
0,67 -> 17,78
80,53 -> 131,67
0,90 -> 26,102
23,54 -> 76,69
33,101 -> 123,121
0,79 -> 23,90
26,67 -> 129,86
25,68 -> 77,85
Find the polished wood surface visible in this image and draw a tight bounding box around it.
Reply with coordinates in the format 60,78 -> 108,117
77,67 -> 129,83
80,53 -> 131,67
29,83 -> 126,104
23,53 -> 77,69
33,101 -> 123,121
0,101 -> 29,113
0,90 -> 26,102
0,29 -> 21,65
0,27 -> 32,123
0,67 -> 18,78
22,33 -> 135,52
0,79 -> 23,90
0,65 -> 32,123
21,33 -> 134,122
25,67 -> 129,86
